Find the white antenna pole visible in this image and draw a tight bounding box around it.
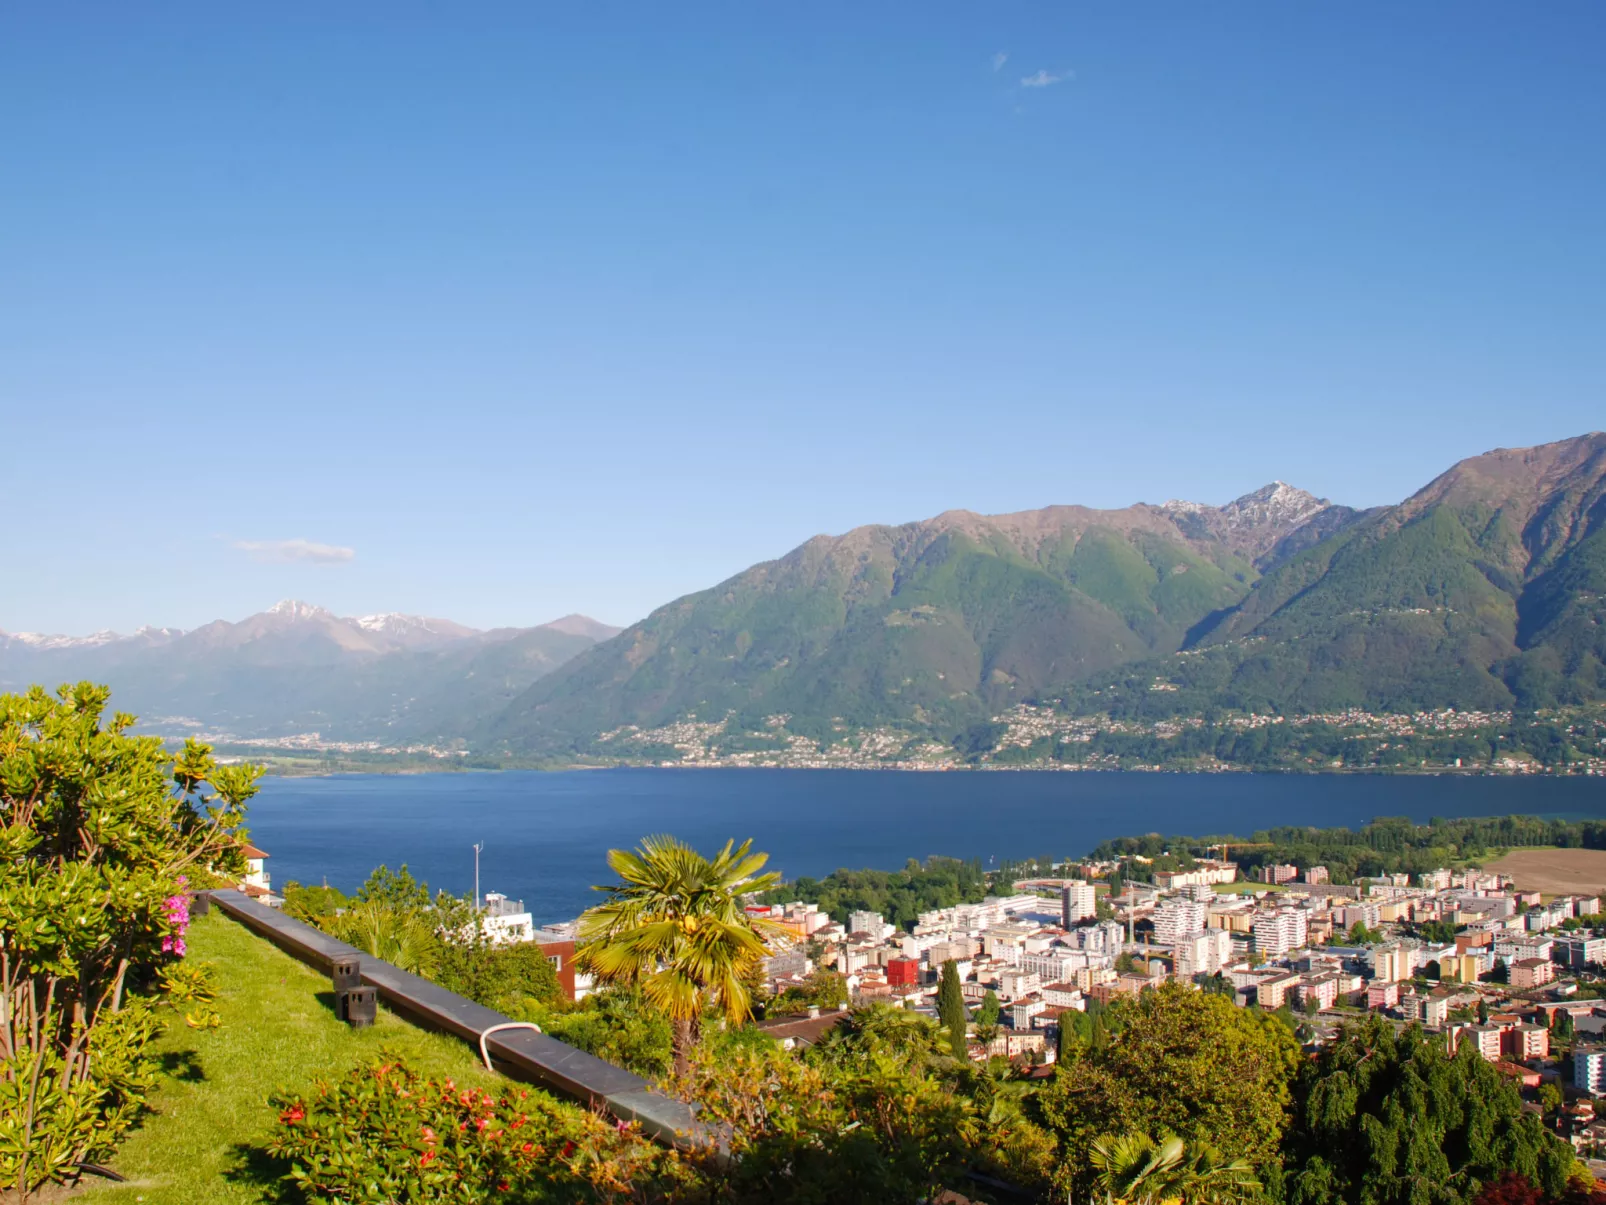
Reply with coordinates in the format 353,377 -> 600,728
473,842 -> 483,911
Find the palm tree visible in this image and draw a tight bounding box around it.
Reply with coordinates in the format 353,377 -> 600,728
1090,1132 -> 1186,1204
576,835 -> 787,1074
334,898 -> 441,977
1175,1143 -> 1260,1205
1088,1132 -> 1258,1204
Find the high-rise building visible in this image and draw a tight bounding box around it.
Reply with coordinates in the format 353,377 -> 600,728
848,910 -> 885,937
1253,908 -> 1309,957
1153,897 -> 1208,946
1577,1048 -> 1606,1096
1062,881 -> 1097,927
1173,929 -> 1233,977
1066,920 -> 1125,954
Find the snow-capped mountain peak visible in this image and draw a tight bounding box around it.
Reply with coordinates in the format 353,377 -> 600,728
2,628 -> 124,650
1218,481 -> 1328,528
357,612 -> 437,635
267,599 -> 333,621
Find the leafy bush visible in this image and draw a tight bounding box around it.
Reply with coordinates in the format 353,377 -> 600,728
267,1056 -> 686,1204
0,684 -> 258,1198
673,1029 -> 1053,1204
1035,982 -> 1299,1200
524,990 -> 673,1080
1283,1015 -> 1575,1205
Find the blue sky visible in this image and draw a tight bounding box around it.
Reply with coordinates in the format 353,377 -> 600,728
3,3 -> 1603,634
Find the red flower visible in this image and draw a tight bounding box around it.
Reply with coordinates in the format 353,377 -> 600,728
420,1150 -> 436,1167
559,1141 -> 577,1159
497,1182 -> 510,1192
521,1142 -> 533,1154
421,1126 -> 437,1144
279,1106 -> 305,1125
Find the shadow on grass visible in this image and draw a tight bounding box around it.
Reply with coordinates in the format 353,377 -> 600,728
313,990 -> 339,1016
158,1049 -> 206,1083
225,1142 -> 297,1203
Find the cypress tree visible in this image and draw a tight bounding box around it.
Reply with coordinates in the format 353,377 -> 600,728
938,959 -> 969,1060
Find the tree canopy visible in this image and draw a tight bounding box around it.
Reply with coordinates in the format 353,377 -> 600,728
1282,1016 -> 1574,1205
1035,982 -> 1299,1199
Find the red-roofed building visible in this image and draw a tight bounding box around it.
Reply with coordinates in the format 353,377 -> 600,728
237,843 -> 278,905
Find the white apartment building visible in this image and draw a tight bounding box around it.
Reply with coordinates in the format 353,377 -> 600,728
1153,897 -> 1208,946
848,910 -> 892,939
1008,996 -> 1046,1028
1023,949 -> 1092,982
998,969 -> 1041,999
1577,1048 -> 1606,1097
1254,908 -> 1310,958
1062,881 -> 1098,926
1066,921 -> 1125,954
1041,982 -> 1083,1007
1173,929 -> 1233,978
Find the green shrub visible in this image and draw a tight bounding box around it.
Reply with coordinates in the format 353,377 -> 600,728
0,684 -> 258,1198
266,1056 -> 685,1203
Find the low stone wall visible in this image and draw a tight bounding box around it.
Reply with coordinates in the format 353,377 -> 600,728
206,889 -> 704,1148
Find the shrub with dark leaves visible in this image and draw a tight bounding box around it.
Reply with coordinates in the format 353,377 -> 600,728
266,1057 -> 687,1203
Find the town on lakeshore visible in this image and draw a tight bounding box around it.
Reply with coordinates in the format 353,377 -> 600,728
234,826 -> 1606,1161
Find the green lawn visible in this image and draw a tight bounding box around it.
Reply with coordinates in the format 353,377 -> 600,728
1212,880 -> 1294,896
80,910 -> 499,1205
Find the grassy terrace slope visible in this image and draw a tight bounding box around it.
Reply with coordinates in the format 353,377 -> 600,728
80,911 -> 498,1205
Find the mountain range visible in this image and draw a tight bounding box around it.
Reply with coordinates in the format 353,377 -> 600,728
6,433 -> 1603,762
491,432 -> 1606,757
0,601 -> 620,743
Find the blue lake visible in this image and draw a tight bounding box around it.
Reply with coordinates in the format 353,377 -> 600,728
245,769 -> 1606,926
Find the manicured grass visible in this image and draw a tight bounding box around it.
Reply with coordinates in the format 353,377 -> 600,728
1212,881 -> 1294,896
80,910 -> 499,1205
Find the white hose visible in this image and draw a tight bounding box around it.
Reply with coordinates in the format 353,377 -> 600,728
478,1021 -> 543,1072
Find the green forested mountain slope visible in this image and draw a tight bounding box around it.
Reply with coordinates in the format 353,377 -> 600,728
1077,433 -> 1606,718
491,434 -> 1606,756
486,485 -> 1355,753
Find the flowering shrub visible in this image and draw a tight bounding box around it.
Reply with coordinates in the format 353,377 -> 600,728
1,684 -> 258,1199
266,1057 -> 688,1204
161,887 -> 191,957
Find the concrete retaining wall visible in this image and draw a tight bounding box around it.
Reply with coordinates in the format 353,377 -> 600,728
206,889 -> 705,1148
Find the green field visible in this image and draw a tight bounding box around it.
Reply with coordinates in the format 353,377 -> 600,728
79,911 -> 499,1205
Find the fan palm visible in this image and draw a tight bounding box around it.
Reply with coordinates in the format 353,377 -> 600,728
576,835 -> 788,1074
334,899 -> 441,977
1091,1132 -> 1187,1204
1088,1132 -> 1259,1204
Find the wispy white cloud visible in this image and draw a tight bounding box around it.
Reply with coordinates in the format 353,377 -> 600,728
232,538 -> 356,565
1020,68 -> 1070,88
992,51 -> 1008,72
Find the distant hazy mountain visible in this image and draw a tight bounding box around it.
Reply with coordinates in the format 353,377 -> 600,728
0,602 -> 621,742
487,433 -> 1606,756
